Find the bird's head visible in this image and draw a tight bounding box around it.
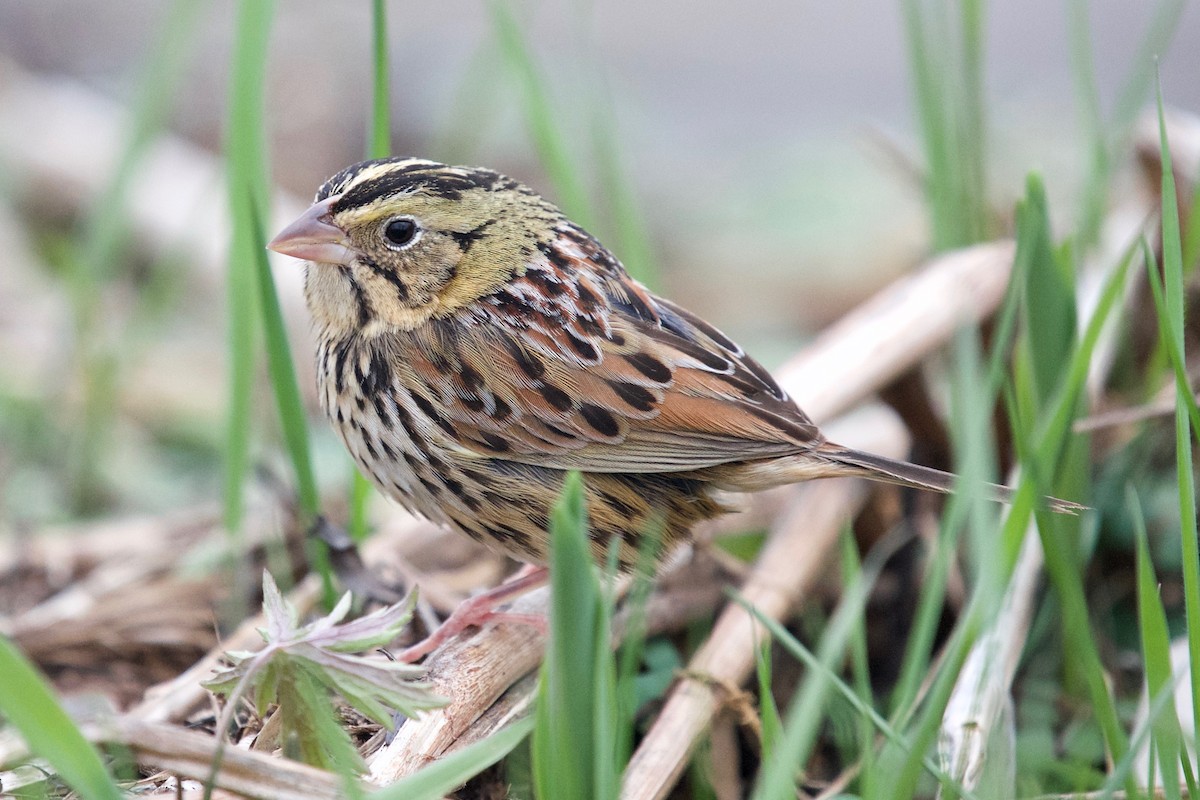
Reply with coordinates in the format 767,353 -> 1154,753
269,157 -> 562,336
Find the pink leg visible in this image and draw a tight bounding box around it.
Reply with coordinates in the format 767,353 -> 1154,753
398,564 -> 549,662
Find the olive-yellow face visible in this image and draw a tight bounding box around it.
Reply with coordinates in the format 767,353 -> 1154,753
270,157 -> 562,335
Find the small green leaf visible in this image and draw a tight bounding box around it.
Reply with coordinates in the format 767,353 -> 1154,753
206,572 -> 446,769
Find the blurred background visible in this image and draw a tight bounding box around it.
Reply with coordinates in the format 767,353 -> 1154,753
0,0 -> 1196,523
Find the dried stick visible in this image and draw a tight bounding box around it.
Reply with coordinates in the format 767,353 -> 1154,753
619,410 -> 907,800
109,717 -> 346,800
936,521 -> 1040,793
367,585 -> 551,783
776,240 -> 1013,417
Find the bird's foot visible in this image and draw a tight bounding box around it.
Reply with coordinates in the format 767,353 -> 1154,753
397,565 -> 549,663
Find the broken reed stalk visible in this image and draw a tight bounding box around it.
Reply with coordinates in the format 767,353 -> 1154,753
112,717 -> 344,800
620,412 -> 907,800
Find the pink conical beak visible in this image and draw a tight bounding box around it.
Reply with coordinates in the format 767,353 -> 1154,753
267,195 -> 354,264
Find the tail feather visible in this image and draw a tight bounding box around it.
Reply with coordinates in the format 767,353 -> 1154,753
822,446 -> 1085,515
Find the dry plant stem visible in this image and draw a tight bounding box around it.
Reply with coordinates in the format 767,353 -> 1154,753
776,240 -> 1014,418
409,566 -> 729,762
368,586 -> 554,783
441,672 -> 541,753
105,717 -> 346,800
937,516 -> 1041,795
619,409 -> 909,800
1,505 -> 224,636
708,711 -> 744,800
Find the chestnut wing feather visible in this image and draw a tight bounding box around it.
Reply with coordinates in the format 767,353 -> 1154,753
394,262 -> 822,473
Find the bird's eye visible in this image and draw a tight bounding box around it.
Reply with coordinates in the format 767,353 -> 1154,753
383,217 -> 420,248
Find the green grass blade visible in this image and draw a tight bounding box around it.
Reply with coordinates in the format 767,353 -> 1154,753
841,533 -> 877,794
744,607 -> 980,800
247,198 -> 334,603
887,458 -> 962,722
1016,175 -> 1077,409
0,637 -> 124,800
1001,194 -> 1135,788
889,173 -> 1131,798
593,552 -> 621,800
750,531 -> 910,800
902,0 -> 949,248
1132,489 -> 1184,800
490,0 -> 593,228
753,632 -> 783,763
885,336 -> 1025,800
1143,245 -> 1200,452
533,472 -> 615,798
1153,84 -> 1200,753
223,0 -> 275,536
901,0 -> 989,250
370,717 -> 533,800
957,0 -> 987,244
890,246 -> 1028,724
369,0 -> 391,159
1183,744 -> 1199,800
1021,348 -> 1128,785
1100,675 -> 1190,798
614,527 -> 662,767
882,608 -> 987,800
1184,177 -> 1200,271
223,212 -> 258,537
745,526 -> 983,800
248,202 -> 319,523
